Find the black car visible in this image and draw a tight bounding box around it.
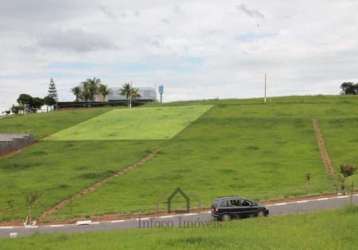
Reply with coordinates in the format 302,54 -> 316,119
211,196 -> 269,221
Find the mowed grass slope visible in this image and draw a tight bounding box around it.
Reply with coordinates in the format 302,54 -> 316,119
47,106 -> 212,140
0,140 -> 159,221
2,208 -> 358,250
0,107 -> 112,139
0,107 -> 161,221
52,104 -> 333,219
0,106 -> 209,222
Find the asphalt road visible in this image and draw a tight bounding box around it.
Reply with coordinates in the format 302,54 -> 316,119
1,194 -> 357,238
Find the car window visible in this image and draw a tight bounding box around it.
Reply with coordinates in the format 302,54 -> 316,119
219,200 -> 228,207
230,199 -> 241,206
241,200 -> 252,206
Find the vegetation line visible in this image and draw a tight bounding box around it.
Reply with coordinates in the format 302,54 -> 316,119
38,148 -> 161,222
312,119 -> 336,177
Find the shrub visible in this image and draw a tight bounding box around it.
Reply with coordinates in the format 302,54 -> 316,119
340,164 -> 357,178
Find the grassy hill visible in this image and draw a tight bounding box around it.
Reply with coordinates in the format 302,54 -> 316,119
2,207 -> 358,249
0,96 -> 357,222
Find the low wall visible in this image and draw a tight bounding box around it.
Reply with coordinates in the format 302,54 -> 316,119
0,134 -> 35,156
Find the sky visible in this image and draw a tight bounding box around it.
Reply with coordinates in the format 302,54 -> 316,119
0,0 -> 358,112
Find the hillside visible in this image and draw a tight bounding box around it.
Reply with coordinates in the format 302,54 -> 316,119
0,95 -> 357,222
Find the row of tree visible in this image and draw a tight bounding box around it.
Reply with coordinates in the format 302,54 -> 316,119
71,78 -> 140,108
71,78 -> 110,102
11,79 -> 58,114
340,82 -> 358,95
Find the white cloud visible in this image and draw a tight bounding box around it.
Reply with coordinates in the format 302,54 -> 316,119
1,0 -> 358,112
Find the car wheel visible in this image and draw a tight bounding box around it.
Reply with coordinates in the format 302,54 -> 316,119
257,211 -> 265,217
221,214 -> 231,221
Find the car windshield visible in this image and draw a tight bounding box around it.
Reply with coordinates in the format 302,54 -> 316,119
212,200 -> 220,208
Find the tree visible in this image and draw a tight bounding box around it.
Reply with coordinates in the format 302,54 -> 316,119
340,164 -> 357,178
11,105 -> 23,114
17,94 -> 33,112
341,82 -> 358,95
339,164 -> 357,194
98,84 -> 110,102
31,97 -> 44,111
24,192 -> 41,225
48,78 -> 58,101
81,78 -> 101,101
72,86 -> 82,102
44,96 -> 56,112
17,94 -> 32,106
80,82 -> 91,102
119,83 -> 141,108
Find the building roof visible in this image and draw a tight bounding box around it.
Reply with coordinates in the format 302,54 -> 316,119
108,87 -> 157,101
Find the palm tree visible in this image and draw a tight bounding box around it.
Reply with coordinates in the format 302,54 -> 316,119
119,83 -> 141,108
119,83 -> 131,105
25,192 -> 40,225
98,84 -> 111,102
130,88 -> 141,107
72,86 -> 82,102
81,82 -> 91,101
81,78 -> 101,101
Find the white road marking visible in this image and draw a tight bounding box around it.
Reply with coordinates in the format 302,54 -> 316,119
337,195 -> 349,199
316,197 -> 330,201
181,213 -> 198,217
296,200 -> 309,204
159,215 -> 175,219
111,220 -> 125,224
76,220 -> 92,226
270,202 -> 287,206
24,225 -> 38,229
0,226 -> 14,229
91,222 -> 100,225
137,217 -> 150,221
48,224 -> 65,228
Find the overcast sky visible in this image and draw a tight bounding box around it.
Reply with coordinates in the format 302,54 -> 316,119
1,0 -> 357,111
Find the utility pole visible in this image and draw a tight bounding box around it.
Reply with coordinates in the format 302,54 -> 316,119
158,85 -> 164,104
264,73 -> 267,103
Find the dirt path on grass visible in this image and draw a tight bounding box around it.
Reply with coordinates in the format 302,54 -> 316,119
312,119 -> 336,177
39,148 -> 161,222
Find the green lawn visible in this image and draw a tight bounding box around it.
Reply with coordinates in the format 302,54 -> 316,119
51,104 -> 333,220
0,140 -> 159,221
2,207 -> 358,250
46,106 -> 212,141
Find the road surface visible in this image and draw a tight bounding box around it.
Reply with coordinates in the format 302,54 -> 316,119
1,194 -> 357,238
